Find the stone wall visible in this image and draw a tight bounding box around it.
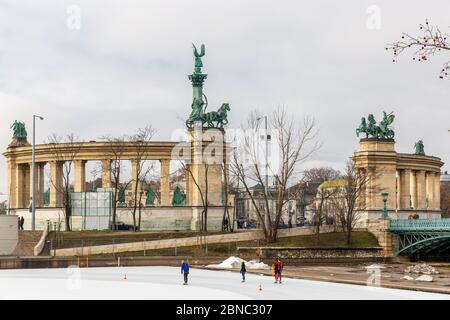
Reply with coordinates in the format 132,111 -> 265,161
0,215 -> 19,255
367,218 -> 395,257
237,247 -> 384,260
53,226 -> 334,257
12,206 -> 227,231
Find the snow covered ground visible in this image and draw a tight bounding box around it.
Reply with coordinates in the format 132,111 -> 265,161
0,266 -> 448,300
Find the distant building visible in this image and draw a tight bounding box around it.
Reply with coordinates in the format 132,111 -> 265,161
234,182 -> 320,228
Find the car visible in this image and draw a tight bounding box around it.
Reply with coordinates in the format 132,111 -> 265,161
111,221 -> 138,231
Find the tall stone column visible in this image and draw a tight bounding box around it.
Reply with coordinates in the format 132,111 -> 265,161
160,159 -> 171,206
399,170 -> 408,210
396,171 -> 401,211
416,170 -> 426,210
101,160 -> 112,189
7,159 -> 18,209
185,163 -> 191,205
36,163 -> 46,207
426,171 -> 435,210
74,160 -> 86,192
435,172 -> 441,210
410,170 -> 417,209
21,164 -> 31,209
131,159 -> 141,195
49,161 -> 63,207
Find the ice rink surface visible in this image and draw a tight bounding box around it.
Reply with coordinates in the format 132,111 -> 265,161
0,266 -> 448,300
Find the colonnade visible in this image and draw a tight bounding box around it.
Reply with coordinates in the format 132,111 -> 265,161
397,169 -> 440,210
7,158 -> 174,209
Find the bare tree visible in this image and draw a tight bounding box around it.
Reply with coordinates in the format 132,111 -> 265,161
181,162 -> 209,232
386,19 -> 450,79
101,135 -> 132,230
332,160 -> 372,245
129,126 -> 156,231
46,133 -> 82,231
302,167 -> 341,243
230,107 -> 320,242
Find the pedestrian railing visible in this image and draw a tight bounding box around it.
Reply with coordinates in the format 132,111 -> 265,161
389,218 -> 450,233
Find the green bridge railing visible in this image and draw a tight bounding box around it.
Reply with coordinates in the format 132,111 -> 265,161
389,218 -> 450,233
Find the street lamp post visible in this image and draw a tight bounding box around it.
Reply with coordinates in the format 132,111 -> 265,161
257,115 -> 270,229
31,115 -> 44,231
381,192 -> 389,219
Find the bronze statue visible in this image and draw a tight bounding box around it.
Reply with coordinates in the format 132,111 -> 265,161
356,111 -> 395,140
414,140 -> 425,155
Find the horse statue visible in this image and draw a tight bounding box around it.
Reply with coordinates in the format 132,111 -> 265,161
356,117 -> 368,138
355,111 -> 395,140
377,111 -> 395,139
204,103 -> 230,128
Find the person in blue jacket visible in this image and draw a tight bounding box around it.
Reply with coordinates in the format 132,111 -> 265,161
181,260 -> 190,285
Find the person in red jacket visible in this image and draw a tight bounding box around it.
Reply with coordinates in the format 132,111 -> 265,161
274,257 -> 283,284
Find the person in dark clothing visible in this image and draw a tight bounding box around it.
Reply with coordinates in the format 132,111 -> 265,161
240,261 -> 246,282
181,260 -> 190,285
18,217 -> 20,230
20,216 -> 24,230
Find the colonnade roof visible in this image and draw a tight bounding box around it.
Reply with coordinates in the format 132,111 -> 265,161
3,140 -> 183,163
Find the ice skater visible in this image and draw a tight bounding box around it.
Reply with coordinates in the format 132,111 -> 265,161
181,259 -> 190,285
273,256 -> 283,284
240,261 -> 246,282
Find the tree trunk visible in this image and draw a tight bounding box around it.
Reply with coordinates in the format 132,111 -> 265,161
346,224 -> 352,245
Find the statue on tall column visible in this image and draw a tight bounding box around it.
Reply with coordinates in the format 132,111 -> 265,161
193,43 -> 205,74
186,43 -> 231,129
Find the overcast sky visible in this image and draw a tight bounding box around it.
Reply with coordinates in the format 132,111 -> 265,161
0,0 -> 449,194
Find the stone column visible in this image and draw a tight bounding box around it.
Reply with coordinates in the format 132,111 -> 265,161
426,172 -> 435,210
21,164 -> 31,209
400,169 -> 414,209
416,170 -> 426,210
410,170 -> 417,209
36,163 -> 45,207
74,160 -> 86,192
435,172 -> 441,210
30,163 -> 46,207
160,159 -> 171,206
185,163 -> 191,206
7,159 -> 18,209
101,160 -> 112,189
49,161 -> 63,207
396,171 -> 401,211
131,159 -> 141,195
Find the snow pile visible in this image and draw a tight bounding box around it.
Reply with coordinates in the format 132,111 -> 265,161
206,256 -> 270,270
364,264 -> 385,270
404,263 -> 439,275
415,275 -> 434,282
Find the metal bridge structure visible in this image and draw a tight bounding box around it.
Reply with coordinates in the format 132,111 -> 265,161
389,219 -> 450,257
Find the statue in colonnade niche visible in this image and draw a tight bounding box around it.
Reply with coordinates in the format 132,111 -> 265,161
118,186 -> 126,206
172,186 -> 186,206
146,187 -> 156,207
